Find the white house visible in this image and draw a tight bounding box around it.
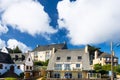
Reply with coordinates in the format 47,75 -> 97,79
30,43 -> 67,62
0,52 -> 33,78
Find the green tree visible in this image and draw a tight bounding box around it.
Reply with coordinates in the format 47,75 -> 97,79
34,60 -> 49,66
13,46 -> 22,53
94,64 -> 102,72
115,65 -> 120,75
94,64 -> 108,75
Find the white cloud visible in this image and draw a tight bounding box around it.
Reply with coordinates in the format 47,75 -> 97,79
0,0 -> 57,36
7,39 -> 31,53
0,21 -> 8,35
57,0 -> 120,45
0,39 -> 6,49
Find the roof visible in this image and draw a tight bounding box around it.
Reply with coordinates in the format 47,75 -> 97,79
99,53 -> 118,58
47,49 -> 91,71
33,43 -> 67,51
10,53 -> 29,64
5,47 -> 13,53
0,52 -> 14,64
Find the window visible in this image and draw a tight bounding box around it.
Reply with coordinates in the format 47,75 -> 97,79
30,66 -> 32,70
54,72 -> 60,78
78,56 -> 82,60
76,64 -> 80,68
55,64 -> 62,70
0,64 -> 3,69
26,66 -> 29,70
56,57 -> 61,60
15,55 -> 18,61
64,72 -> 72,78
28,58 -> 30,61
17,66 -> 20,69
5,67 -> 7,69
67,56 -> 71,60
64,64 -> 70,70
22,55 -> 25,61
78,73 -> 82,78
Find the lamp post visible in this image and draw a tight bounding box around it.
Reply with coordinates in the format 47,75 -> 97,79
111,42 -> 113,80
110,42 -> 120,80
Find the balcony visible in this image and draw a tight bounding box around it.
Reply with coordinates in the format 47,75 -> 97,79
54,67 -> 62,70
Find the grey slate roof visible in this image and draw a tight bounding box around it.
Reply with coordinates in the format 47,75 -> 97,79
47,49 -> 91,71
99,53 -> 118,58
10,53 -> 29,64
0,52 -> 13,64
33,43 -> 67,51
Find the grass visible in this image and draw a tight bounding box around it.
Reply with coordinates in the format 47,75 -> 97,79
5,77 -> 17,80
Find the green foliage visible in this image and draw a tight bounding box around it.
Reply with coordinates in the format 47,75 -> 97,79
115,65 -> 120,74
88,45 -> 100,52
102,64 -> 111,71
19,72 -> 24,78
94,64 -> 108,75
13,46 -> 22,53
34,60 -> 49,66
94,64 -> 102,72
5,77 -> 17,80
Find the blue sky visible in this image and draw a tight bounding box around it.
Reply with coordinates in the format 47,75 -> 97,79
0,0 -> 120,61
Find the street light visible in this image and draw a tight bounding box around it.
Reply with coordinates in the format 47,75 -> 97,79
111,42 -> 113,80
110,42 -> 120,80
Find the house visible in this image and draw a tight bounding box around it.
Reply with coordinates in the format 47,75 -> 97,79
30,42 -> 67,62
93,50 -> 118,66
47,46 -> 101,79
0,52 -> 33,78
10,53 -> 33,76
0,52 -> 14,75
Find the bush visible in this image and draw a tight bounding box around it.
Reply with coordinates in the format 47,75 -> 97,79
19,72 -> 24,78
5,77 -> 17,80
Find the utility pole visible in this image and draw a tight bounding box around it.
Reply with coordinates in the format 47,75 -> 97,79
111,42 -> 114,80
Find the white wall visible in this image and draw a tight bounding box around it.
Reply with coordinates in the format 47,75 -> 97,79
14,64 -> 24,75
0,63 -> 9,75
25,53 -> 33,71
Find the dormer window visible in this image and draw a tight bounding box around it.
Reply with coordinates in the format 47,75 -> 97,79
22,55 -> 25,61
67,56 -> 71,60
78,56 -> 82,60
15,55 -> 18,61
56,57 -> 61,60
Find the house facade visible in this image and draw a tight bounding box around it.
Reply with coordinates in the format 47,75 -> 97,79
0,52 -> 33,78
30,43 -> 67,62
93,50 -> 118,66
47,46 -> 101,79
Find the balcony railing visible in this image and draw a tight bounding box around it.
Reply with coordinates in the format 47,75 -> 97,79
54,67 -> 82,71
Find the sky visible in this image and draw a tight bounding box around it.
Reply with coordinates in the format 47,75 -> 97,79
0,0 -> 120,60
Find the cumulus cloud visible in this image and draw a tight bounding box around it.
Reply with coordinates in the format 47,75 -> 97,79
7,39 -> 31,53
0,0 -> 57,36
0,39 -> 6,49
57,0 -> 120,45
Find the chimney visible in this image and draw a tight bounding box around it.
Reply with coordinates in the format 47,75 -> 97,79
52,48 -> 55,55
95,50 -> 98,59
112,51 -> 115,56
85,45 -> 89,53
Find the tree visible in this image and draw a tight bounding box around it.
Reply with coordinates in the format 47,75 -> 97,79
94,64 -> 108,75
34,60 -> 49,66
12,46 -> 22,53
115,65 -> 120,75
94,64 -> 102,72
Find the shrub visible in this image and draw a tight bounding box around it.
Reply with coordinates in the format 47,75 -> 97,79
5,77 -> 17,80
